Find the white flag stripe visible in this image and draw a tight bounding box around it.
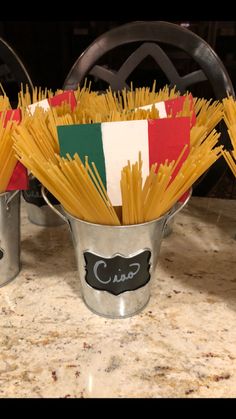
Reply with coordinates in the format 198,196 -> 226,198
101,120 -> 150,206
139,101 -> 167,118
27,99 -> 50,115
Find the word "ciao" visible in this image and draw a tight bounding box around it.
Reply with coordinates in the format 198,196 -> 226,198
93,260 -> 140,285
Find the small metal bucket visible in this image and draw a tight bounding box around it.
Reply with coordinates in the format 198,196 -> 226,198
0,190 -> 21,287
23,175 -> 65,227
42,187 -> 191,318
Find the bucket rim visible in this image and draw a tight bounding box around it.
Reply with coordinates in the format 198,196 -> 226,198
63,207 -> 172,229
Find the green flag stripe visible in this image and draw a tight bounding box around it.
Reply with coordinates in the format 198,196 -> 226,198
57,124 -> 107,190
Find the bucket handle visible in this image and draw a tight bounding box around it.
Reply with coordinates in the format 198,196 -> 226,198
165,188 -> 192,223
41,185 -> 192,225
5,190 -> 19,210
41,186 -> 68,224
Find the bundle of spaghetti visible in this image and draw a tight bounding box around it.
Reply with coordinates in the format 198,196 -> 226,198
13,103 -> 100,168
174,95 -> 223,134
222,96 -> 236,155
12,84 -> 223,217
170,93 -> 193,119
55,93 -> 222,140
52,84 -> 101,118
20,82 -> 179,129
222,95 -> 236,127
18,81 -> 100,117
99,96 -> 221,149
19,83 -> 97,122
82,102 -> 160,123
221,96 -> 236,176
97,105 -> 160,122
221,148 -> 236,177
16,149 -> 121,225
121,129 -> 222,224
14,123 -> 222,226
0,84 -> 11,111
50,83 -> 179,122
223,124 -> 236,156
13,104 -> 98,166
173,95 -> 223,148
18,82 -> 100,125
143,129 -> 222,221
169,94 -> 223,147
73,82 -> 117,116
121,146 -> 187,224
80,88 -> 222,144
18,84 -> 58,109
76,88 -> 124,119
0,94 -> 11,111
193,97 -> 223,134
12,104 -> 161,169
13,107 -> 60,162
121,155 -> 177,225
0,111 -> 19,193
15,82 -> 223,155
121,152 -> 143,225
13,92 -> 214,172
122,82 -> 179,110
73,79 -> 93,102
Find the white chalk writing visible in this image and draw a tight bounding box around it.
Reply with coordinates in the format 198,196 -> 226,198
93,260 -> 140,285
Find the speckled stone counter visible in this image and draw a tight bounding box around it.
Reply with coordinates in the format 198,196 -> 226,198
0,197 -> 236,398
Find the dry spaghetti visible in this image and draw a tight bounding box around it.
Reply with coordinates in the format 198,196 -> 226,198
0,112 -> 19,193
221,96 -> 236,176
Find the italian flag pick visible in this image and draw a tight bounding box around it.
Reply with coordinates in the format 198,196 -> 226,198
139,94 -> 196,128
27,90 -> 77,114
58,117 -> 190,206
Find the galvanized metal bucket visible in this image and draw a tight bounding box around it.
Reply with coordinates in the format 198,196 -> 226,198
42,187 -> 191,318
0,190 -> 21,287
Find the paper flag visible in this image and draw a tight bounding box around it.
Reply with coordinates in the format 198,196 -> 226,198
139,94 -> 196,128
28,99 -> 50,115
165,95 -> 196,128
28,90 -> 77,115
6,161 -> 29,191
48,90 -> 77,110
58,117 -> 190,206
139,101 -> 167,117
3,109 -> 22,127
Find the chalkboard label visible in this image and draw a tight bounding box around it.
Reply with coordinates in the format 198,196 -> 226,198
84,250 -> 151,295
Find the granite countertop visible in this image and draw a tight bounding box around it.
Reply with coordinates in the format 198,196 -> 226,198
0,196 -> 236,398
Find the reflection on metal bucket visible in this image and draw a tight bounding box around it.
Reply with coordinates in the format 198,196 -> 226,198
0,191 -> 21,287
42,187 -> 191,318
